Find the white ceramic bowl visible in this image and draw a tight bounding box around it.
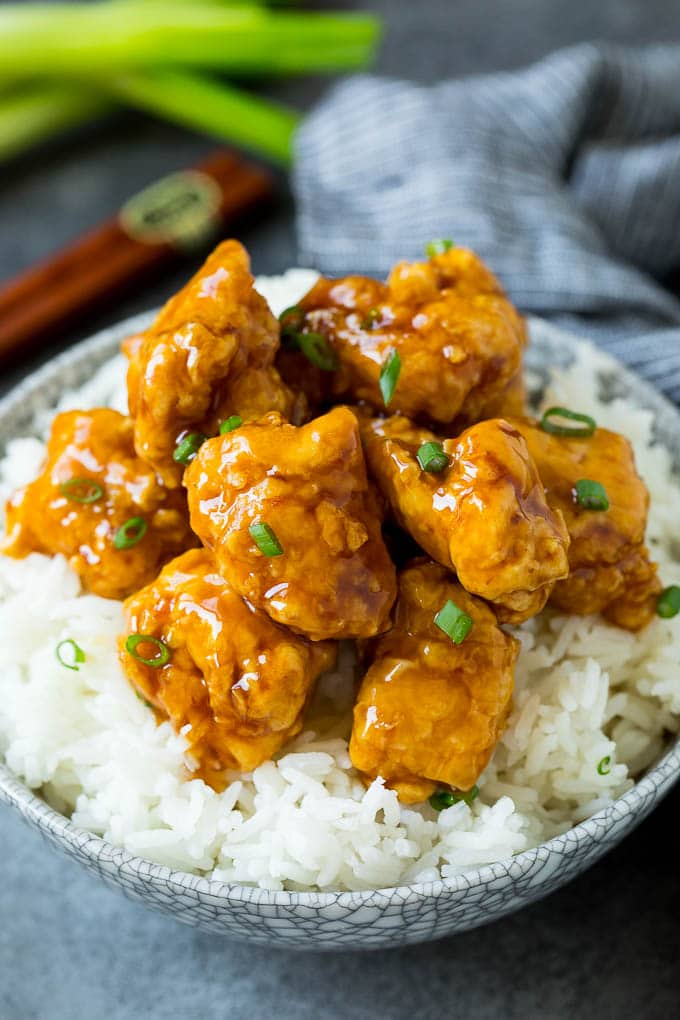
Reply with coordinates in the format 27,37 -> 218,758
1,314 -> 679,950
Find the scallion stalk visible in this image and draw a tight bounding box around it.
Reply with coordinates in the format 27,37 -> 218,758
111,70 -> 299,165
0,5 -> 380,79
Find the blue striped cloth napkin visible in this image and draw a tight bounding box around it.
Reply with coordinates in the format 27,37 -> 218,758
294,43 -> 680,404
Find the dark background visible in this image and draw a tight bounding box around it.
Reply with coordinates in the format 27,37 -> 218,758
1,2 -> 679,1017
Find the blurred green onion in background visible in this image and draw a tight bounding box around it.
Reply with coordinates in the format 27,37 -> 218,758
0,0 -> 381,166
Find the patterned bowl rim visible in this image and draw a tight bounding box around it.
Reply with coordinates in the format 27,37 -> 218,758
1,312 -> 679,908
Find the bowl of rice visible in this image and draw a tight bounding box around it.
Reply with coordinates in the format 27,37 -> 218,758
1,269 -> 679,951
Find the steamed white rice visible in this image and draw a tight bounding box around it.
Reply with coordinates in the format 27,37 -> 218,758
1,270 -> 679,892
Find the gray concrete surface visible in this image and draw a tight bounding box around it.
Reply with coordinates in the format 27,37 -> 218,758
1,2 -> 679,1017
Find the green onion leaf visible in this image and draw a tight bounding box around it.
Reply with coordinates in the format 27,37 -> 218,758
125,633 -> 170,668
361,307 -> 381,330
379,349 -> 401,406
113,516 -> 148,550
574,478 -> 609,512
429,784 -> 479,811
426,238 -> 453,257
59,477 -> 104,504
249,521 -> 284,557
297,331 -> 338,371
219,415 -> 243,435
540,406 -> 596,438
416,441 -> 449,473
656,585 -> 680,619
434,599 -> 473,644
279,305 -> 304,342
597,755 -> 612,776
429,790 -> 456,811
173,431 -> 206,465
56,638 -> 85,672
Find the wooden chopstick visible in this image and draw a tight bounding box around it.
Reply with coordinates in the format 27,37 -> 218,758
0,150 -> 274,365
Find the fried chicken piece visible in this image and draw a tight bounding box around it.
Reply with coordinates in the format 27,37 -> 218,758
120,549 -> 336,786
284,247 -> 526,425
511,418 -> 661,630
185,406 -> 397,641
349,561 -> 518,803
126,239 -> 302,487
2,409 -> 196,600
361,414 -> 570,623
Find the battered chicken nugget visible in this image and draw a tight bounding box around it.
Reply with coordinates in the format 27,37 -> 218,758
127,239 -> 301,487
281,247 -> 526,426
511,417 -> 661,630
120,549 -> 336,786
350,561 -> 518,803
361,414 -> 570,623
2,409 -> 195,600
185,406 -> 397,641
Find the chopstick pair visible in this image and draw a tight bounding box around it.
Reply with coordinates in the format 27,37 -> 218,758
0,149 -> 274,365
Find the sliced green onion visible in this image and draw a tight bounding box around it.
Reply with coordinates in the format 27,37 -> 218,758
379,349 -> 401,406
429,790 -> 456,811
361,307 -> 381,330
279,305 -> 304,342
429,784 -> 479,811
597,755 -> 611,776
656,585 -> 680,619
297,331 -> 338,371
173,431 -> 206,465
425,238 -> 453,257
540,406 -> 596,438
56,638 -> 85,672
434,599 -> 473,644
59,477 -> 104,504
574,478 -> 609,512
125,633 -> 170,668
113,516 -> 148,550
416,441 -> 449,473
219,415 -> 243,435
249,521 -> 284,557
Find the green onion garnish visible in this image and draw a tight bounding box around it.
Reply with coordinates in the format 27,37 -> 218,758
597,756 -> 611,776
540,406 -> 597,438
219,415 -> 243,435
434,599 -> 473,644
429,784 -> 479,811
59,478 -> 104,504
656,585 -> 680,619
361,307 -> 381,330
249,522 -> 284,557
113,516 -> 148,550
56,638 -> 85,672
379,349 -> 401,406
429,790 -> 456,811
279,305 -> 304,342
125,634 -> 170,668
574,479 -> 609,512
173,431 -> 206,465
426,239 -> 453,257
297,332 -> 338,372
416,441 -> 449,473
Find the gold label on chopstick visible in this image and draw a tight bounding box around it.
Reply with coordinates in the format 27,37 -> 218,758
119,170 -> 222,252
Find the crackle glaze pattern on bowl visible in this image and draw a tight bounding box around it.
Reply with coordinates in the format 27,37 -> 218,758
0,313 -> 679,950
